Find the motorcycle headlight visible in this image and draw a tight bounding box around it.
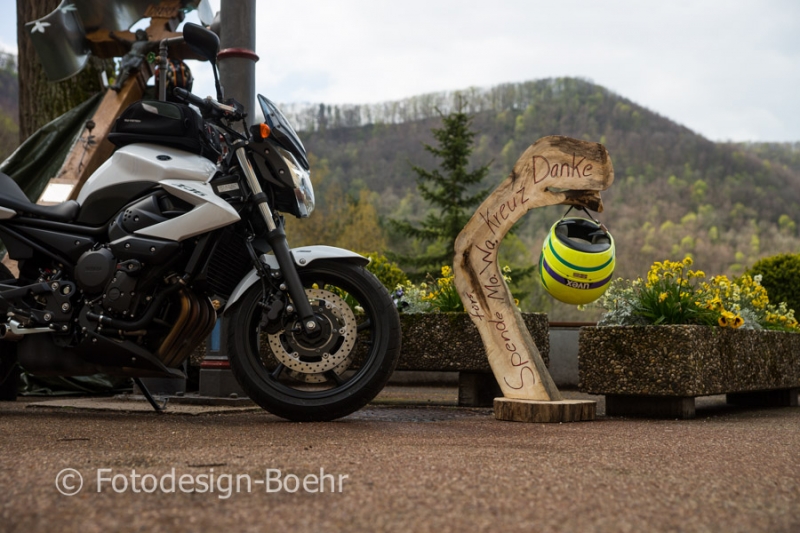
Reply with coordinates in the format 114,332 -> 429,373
276,147 -> 315,217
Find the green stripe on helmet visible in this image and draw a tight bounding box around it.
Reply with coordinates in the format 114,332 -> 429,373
547,238 -> 614,273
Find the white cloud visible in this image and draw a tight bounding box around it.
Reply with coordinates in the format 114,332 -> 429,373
210,0 -> 799,142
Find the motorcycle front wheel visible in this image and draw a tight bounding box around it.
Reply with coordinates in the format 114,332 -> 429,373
227,260 -> 401,421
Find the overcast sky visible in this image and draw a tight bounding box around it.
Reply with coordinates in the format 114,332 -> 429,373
2,0 -> 799,142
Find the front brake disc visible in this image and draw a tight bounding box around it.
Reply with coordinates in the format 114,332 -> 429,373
268,288 -> 357,382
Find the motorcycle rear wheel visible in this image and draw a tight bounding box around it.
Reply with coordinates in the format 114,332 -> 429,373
227,260 -> 401,421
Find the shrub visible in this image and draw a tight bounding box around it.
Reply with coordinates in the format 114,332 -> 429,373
363,252 -> 408,292
746,253 -> 800,316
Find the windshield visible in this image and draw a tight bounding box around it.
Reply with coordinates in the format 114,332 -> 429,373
257,94 -> 309,170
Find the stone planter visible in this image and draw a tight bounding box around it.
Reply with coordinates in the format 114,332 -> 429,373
579,325 -> 800,418
398,313 -> 549,371
399,313 -> 549,406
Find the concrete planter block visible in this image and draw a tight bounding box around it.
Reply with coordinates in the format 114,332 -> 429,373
578,325 -> 800,418
398,313 -> 549,407
397,313 -> 549,372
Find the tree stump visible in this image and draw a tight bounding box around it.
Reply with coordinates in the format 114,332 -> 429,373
453,136 -> 614,422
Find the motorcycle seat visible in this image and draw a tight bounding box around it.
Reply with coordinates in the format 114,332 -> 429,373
0,173 -> 79,223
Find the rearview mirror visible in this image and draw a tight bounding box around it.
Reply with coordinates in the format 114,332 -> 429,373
183,22 -> 219,64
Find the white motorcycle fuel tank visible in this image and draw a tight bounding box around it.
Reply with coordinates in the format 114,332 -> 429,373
77,143 -> 240,242
78,143 -> 217,199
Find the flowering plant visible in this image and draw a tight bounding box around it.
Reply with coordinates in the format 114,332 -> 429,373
394,265 -> 517,313
597,257 -> 799,331
598,257 -> 716,326
696,273 -> 799,331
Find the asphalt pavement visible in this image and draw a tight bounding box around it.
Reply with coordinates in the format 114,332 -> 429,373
1,387 -> 798,533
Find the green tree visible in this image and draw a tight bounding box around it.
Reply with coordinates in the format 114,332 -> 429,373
390,103 -> 490,270
285,154 -> 387,252
16,0 -> 111,141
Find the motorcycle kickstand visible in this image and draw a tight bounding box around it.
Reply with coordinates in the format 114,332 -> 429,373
133,377 -> 168,413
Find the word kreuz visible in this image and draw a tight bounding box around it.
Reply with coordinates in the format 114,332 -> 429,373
479,186 -> 529,236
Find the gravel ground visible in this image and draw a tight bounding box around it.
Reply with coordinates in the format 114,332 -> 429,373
1,388 -> 798,533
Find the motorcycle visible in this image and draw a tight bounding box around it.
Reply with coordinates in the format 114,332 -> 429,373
0,23 -> 401,421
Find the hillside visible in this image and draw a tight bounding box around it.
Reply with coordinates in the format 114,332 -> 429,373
287,78 -> 800,319
1,65 -> 796,319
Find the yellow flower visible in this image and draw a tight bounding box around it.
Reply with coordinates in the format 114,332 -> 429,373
441,265 -> 452,278
683,256 -> 693,266
732,316 -> 744,329
718,315 -> 728,327
659,292 -> 668,302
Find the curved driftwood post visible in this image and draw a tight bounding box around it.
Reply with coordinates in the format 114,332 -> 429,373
454,136 -> 614,422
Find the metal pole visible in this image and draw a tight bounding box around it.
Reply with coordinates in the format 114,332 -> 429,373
217,0 -> 258,117
199,0 -> 259,398
158,40 -> 168,101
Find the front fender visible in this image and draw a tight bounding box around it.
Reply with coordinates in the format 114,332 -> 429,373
222,245 -> 369,313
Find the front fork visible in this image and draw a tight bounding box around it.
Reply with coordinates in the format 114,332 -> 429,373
235,147 -> 320,335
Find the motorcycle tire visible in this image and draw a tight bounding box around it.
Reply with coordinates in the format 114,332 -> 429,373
227,260 -> 401,421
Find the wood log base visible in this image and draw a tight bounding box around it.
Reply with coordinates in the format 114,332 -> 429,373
493,398 -> 596,423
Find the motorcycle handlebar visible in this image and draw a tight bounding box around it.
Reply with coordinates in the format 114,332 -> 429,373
173,87 -> 207,109
172,88 -> 243,120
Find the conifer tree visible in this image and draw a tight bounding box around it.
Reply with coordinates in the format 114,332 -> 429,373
391,103 -> 490,270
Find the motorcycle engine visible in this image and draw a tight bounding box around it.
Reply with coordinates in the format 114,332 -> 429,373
16,190 -> 215,376
74,247 -> 115,294
74,247 -> 143,316
72,191 -> 191,315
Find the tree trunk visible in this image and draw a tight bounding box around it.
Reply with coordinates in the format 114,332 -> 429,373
16,0 -> 109,142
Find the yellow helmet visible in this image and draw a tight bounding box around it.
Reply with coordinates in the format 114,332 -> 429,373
539,217 -> 615,305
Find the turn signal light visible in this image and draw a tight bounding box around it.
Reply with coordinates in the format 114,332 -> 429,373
250,123 -> 271,141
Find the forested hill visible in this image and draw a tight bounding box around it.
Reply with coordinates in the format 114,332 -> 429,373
290,77 -> 800,306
